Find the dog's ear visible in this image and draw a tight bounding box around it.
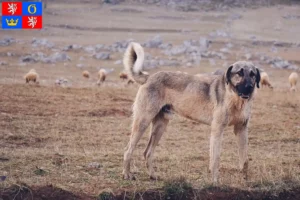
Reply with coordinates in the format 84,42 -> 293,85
226,66 -> 233,85
255,68 -> 261,88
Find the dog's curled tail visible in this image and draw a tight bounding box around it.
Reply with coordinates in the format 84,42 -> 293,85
123,42 -> 149,85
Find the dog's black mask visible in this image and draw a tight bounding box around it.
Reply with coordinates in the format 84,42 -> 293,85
235,76 -> 255,99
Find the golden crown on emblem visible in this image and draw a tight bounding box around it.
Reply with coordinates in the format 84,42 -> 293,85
6,18 -> 19,26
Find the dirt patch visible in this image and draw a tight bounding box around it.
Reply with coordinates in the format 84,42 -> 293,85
0,185 -> 93,200
0,134 -> 50,148
1,184 -> 300,200
86,108 -> 131,117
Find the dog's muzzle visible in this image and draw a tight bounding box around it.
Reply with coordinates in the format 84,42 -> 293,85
236,83 -> 254,99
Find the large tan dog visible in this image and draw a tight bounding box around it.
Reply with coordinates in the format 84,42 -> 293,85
122,42 -> 260,183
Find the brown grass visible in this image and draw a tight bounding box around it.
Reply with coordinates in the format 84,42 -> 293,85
0,82 -> 299,198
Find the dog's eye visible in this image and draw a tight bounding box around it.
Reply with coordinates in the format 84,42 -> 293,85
237,71 -> 244,76
250,71 -> 255,77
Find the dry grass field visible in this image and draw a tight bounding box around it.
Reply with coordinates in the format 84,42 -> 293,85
0,0 -> 300,199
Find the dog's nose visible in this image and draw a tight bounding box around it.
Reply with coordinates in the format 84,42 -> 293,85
245,83 -> 253,89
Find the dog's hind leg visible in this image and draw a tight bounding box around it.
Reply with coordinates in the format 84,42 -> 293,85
123,98 -> 162,180
123,115 -> 153,180
143,111 -> 169,180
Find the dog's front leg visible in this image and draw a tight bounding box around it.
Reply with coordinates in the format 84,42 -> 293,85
234,121 -> 249,179
209,119 -> 225,184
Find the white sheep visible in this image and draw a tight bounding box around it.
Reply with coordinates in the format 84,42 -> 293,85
260,71 -> 273,89
24,69 -> 39,84
97,69 -> 107,85
289,72 -> 298,92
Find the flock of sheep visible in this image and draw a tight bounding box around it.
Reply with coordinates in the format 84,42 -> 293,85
23,67 -> 298,91
259,70 -> 298,92
23,68 -> 134,86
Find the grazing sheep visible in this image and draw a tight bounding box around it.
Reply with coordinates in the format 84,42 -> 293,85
24,69 -> 39,83
289,72 -> 298,92
97,69 -> 107,85
82,70 -> 90,78
119,72 -> 135,84
260,71 -> 273,89
119,72 -> 128,80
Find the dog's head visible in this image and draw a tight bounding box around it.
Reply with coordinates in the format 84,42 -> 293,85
225,61 -> 260,99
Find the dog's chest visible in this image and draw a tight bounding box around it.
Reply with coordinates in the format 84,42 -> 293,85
227,101 -> 250,126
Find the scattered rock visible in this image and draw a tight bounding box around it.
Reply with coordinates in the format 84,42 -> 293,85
76,64 -> 84,68
95,44 -> 105,51
21,52 -> 46,63
144,60 -> 159,69
0,36 -> 15,46
165,45 -> 187,56
0,61 -> 8,65
266,57 -> 299,70
201,51 -> 226,60
32,38 -> 54,48
63,44 -> 82,51
102,0 -> 123,5
159,43 -> 172,50
144,35 -> 163,48
93,52 -> 110,60
282,14 -> 300,20
199,37 -> 211,50
84,46 -> 95,54
273,41 -> 285,47
47,52 -> 71,63
21,52 -> 71,63
159,59 -> 180,67
109,39 -> 134,52
270,46 -> 278,53
21,55 -> 38,63
7,52 -> 13,57
209,30 -> 230,38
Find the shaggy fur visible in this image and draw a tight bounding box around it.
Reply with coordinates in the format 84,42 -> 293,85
24,69 -> 39,84
289,72 -> 298,92
260,72 -> 273,89
123,42 -> 149,84
122,42 -> 260,183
